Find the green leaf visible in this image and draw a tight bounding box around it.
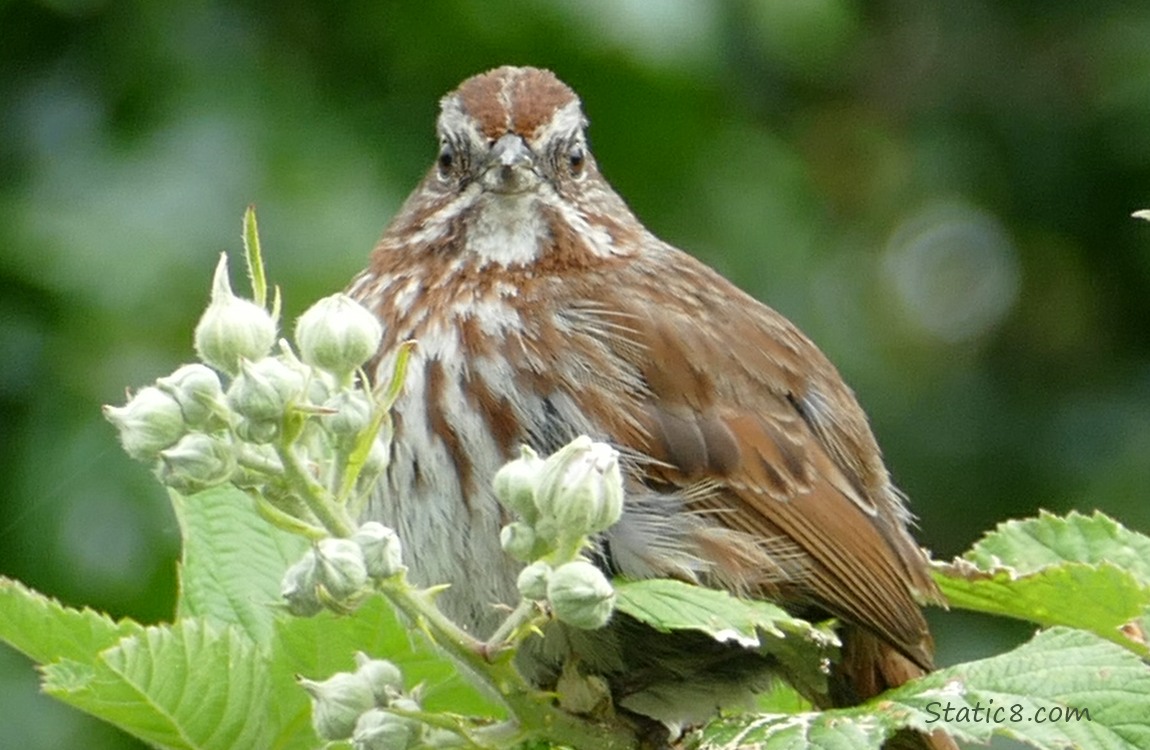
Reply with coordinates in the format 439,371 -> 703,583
43,620 -> 275,750
614,578 -> 840,699
934,511 -> 1150,656
963,510 -> 1150,578
271,595 -> 504,730
0,576 -> 143,665
698,627 -> 1150,750
242,204 -> 267,309
936,561 -> 1149,655
614,578 -> 834,645
173,486 -> 309,645
254,594 -> 506,750
754,679 -> 814,715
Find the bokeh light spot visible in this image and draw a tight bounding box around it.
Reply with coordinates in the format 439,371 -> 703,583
884,202 -> 1021,343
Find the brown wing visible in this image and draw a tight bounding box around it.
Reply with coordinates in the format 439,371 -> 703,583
562,250 -> 940,671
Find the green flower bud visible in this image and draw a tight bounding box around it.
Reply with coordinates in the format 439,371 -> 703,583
352,523 -> 403,580
299,670 -> 376,741
226,356 -> 306,422
281,550 -> 322,617
492,445 -> 545,523
315,537 -> 369,603
499,521 -> 538,562
306,370 -> 337,407
156,364 -> 225,427
363,436 -> 389,474
355,435 -> 390,496
295,293 -> 383,377
234,416 -> 280,444
535,436 -> 624,537
352,708 -> 411,750
353,652 -> 404,705
194,254 -> 277,375
590,463 -> 624,535
547,560 -> 615,630
322,390 -> 374,436
103,386 -> 186,461
516,561 -> 551,601
532,515 -> 560,552
156,433 -> 236,494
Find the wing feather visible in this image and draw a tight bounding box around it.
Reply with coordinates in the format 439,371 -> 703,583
563,253 -> 940,669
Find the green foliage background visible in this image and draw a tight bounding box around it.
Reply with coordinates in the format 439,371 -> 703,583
0,2 -> 1147,747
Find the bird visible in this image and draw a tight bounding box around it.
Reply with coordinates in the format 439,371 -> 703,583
346,66 -> 952,749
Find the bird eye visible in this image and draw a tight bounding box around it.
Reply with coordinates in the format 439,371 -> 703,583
568,144 -> 585,177
437,142 -> 455,178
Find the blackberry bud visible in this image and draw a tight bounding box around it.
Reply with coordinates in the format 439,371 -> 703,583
194,254 -> 276,375
281,550 -> 322,617
353,651 -> 404,705
499,521 -> 538,562
156,433 -> 236,494
356,435 -> 390,494
156,364 -> 224,427
535,436 -> 624,537
233,415 -> 280,445
299,671 -> 375,741
516,560 -> 551,601
351,708 -> 411,750
295,293 -> 383,378
226,356 -> 306,422
547,559 -> 615,630
103,386 -> 186,461
492,445 -> 545,523
314,537 -> 369,603
352,523 -> 403,580
321,390 -> 374,437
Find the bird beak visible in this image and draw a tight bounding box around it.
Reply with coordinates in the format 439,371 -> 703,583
482,134 -> 538,194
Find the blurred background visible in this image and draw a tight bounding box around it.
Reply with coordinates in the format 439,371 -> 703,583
1,1 -> 1148,747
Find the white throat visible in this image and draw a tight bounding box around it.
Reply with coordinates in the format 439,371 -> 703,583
467,193 -> 548,267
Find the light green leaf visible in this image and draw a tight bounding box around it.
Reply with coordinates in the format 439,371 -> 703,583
242,205 -> 268,309
698,627 -> 1150,750
43,620 -> 274,750
935,560 -> 1149,655
614,578 -> 839,700
962,510 -> 1150,578
754,679 -> 814,715
173,486 -> 309,645
272,595 -> 504,728
934,511 -> 1150,656
0,576 -> 143,665
614,578 -> 834,645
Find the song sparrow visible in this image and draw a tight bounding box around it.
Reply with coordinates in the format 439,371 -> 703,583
347,66 -> 950,747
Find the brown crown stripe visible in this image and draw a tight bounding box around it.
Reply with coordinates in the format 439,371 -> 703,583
453,66 -> 577,141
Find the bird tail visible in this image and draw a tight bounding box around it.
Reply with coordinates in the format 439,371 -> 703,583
832,628 -> 960,750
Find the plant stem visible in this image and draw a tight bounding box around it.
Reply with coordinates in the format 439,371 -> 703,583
275,443 -> 356,537
249,492 -> 327,539
235,446 -> 284,474
328,443 -> 349,502
485,600 -> 542,656
377,577 -> 637,750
